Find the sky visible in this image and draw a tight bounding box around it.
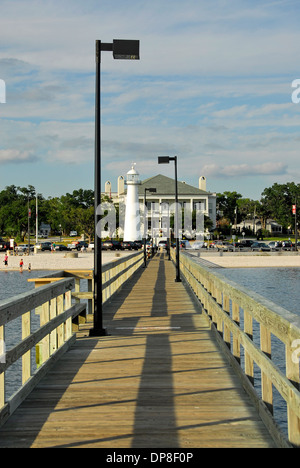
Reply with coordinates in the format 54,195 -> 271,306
0,0 -> 300,201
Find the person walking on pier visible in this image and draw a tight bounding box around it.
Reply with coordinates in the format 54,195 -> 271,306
19,258 -> 24,273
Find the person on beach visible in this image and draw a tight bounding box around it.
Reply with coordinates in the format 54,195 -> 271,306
3,254 -> 8,267
19,258 -> 24,272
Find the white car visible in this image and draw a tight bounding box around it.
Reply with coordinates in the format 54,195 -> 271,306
16,244 -> 34,253
191,241 -> 205,249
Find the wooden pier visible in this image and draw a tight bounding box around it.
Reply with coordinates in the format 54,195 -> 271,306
0,253 -> 278,448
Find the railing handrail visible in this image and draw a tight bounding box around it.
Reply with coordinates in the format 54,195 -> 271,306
0,302 -> 84,375
102,250 -> 142,273
184,253 -> 300,343
36,251 -> 145,308
175,250 -> 300,448
0,278 -> 74,327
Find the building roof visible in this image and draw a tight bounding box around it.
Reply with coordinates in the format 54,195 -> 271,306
138,174 -> 210,196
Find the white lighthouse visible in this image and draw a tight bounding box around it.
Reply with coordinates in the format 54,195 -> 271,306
123,163 -> 142,241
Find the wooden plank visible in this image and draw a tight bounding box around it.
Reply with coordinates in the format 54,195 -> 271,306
0,254 -> 276,448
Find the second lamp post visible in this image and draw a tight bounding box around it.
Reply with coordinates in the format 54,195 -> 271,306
158,156 -> 181,282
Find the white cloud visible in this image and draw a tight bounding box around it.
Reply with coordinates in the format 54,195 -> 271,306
0,149 -> 37,164
202,162 -> 288,178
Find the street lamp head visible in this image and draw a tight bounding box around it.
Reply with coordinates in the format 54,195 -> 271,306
113,40 -> 140,60
158,156 -> 170,164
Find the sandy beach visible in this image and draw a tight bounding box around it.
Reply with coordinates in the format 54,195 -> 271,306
0,249 -> 299,271
0,251 -> 130,271
187,251 -> 300,268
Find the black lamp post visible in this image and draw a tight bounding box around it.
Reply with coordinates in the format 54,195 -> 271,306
143,188 -> 156,267
158,156 -> 181,282
28,196 -> 31,256
90,39 -> 140,337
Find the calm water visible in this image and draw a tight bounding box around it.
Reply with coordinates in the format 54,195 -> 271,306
0,267 -> 299,439
220,267 -> 299,317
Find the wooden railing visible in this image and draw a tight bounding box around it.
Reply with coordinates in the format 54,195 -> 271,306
173,250 -> 300,448
29,251 -> 145,314
0,278 -> 86,427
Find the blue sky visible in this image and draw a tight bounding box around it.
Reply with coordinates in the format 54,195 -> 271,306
0,0 -> 300,200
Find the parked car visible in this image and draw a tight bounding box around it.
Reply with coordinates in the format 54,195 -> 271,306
133,240 -> 143,249
251,242 -> 271,252
0,238 -> 15,251
75,241 -> 88,251
218,241 -> 234,251
240,239 -> 255,248
180,240 -> 191,249
281,240 -> 293,250
55,244 -> 68,251
122,241 -> 139,250
35,241 -> 51,251
211,240 -> 222,249
233,240 -> 255,249
158,240 -> 168,249
102,240 -> 123,250
16,244 -> 34,253
191,241 -> 205,249
212,241 -> 234,251
16,244 -> 26,252
268,241 -> 280,251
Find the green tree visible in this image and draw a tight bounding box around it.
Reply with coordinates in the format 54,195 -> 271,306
217,191 -> 243,224
260,182 -> 300,231
0,185 -> 39,240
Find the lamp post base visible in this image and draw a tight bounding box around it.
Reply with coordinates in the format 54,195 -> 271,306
175,278 -> 182,282
89,328 -> 107,337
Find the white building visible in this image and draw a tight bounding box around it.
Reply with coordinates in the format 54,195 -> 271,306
111,172 -> 216,241
234,218 -> 283,235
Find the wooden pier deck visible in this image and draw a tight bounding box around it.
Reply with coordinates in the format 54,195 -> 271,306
0,253 -> 276,448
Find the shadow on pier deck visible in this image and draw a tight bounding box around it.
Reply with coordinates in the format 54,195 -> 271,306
0,253 -> 276,448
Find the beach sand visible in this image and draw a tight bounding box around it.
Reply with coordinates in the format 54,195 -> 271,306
187,251 -> 300,268
0,250 -> 299,271
0,251 -> 129,271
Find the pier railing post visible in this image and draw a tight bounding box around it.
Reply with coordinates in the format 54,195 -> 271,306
286,337 -> 300,446
244,310 -> 254,385
22,312 -> 31,384
260,324 -> 273,414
